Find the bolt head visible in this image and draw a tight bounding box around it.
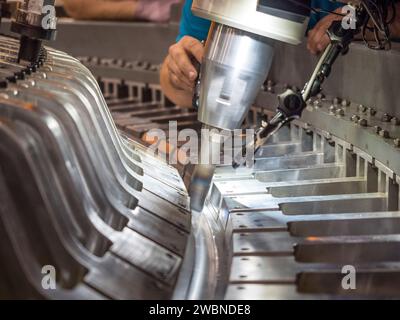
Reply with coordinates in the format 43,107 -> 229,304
368,108 -> 377,116
382,113 -> 392,122
358,104 -> 367,113
341,99 -> 350,107
325,133 -> 332,140
391,117 -> 400,126
379,130 -> 390,139
394,138 -> 400,147
333,97 -> 341,105
358,119 -> 368,127
313,100 -> 322,108
336,108 -> 345,116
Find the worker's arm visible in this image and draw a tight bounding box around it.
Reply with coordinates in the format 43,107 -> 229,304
160,36 -> 204,107
63,0 -> 137,20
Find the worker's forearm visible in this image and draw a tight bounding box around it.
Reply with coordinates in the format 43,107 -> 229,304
64,0 -> 137,20
160,57 -> 193,108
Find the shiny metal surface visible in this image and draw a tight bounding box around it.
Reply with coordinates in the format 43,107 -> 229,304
189,163 -> 215,212
205,119 -> 400,299
192,0 -> 309,45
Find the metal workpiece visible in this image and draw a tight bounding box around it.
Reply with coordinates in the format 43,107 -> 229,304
203,112 -> 400,299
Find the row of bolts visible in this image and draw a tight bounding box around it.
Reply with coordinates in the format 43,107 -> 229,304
263,80 -> 400,148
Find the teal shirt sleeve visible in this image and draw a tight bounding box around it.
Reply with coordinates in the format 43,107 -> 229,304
176,0 -> 211,42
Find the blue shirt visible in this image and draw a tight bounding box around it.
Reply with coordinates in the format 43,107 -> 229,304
176,0 -> 210,42
309,0 -> 344,29
177,0 -> 344,42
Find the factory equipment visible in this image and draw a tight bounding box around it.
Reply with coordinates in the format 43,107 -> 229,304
189,0 -> 396,212
0,35 -> 192,299
98,40 -> 400,298
1,0 -> 400,300
189,0 -> 312,211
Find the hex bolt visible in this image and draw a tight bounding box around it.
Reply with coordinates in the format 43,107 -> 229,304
305,129 -> 313,135
379,130 -> 390,139
391,117 -> 400,126
341,99 -> 350,107
368,108 -> 377,116
329,105 -> 336,114
336,108 -> 345,117
382,113 -> 392,122
358,118 -> 368,127
326,133 -> 332,140
351,115 -> 360,122
333,97 -> 341,105
358,104 -> 367,113
263,81 -> 271,91
394,138 -> 400,148
313,100 -> 322,108
304,123 -> 313,135
374,126 -> 382,134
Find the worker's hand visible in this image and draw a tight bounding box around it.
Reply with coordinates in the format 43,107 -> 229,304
307,8 -> 344,55
165,36 -> 204,92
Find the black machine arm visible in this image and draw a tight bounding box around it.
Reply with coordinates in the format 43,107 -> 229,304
233,2 -> 372,168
